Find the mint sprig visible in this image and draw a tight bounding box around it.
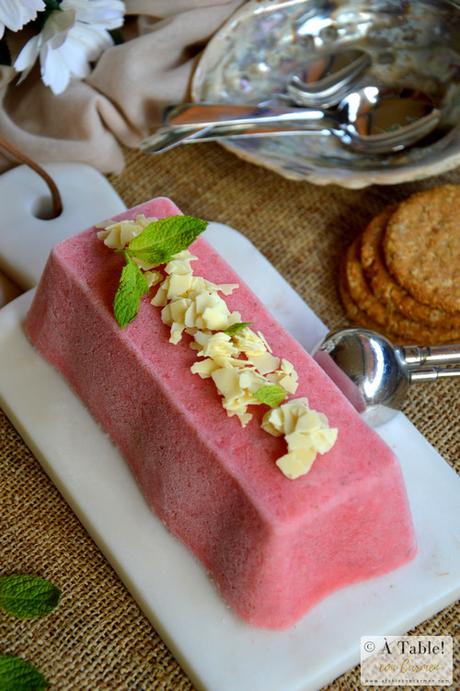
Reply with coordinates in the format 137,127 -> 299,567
0,656 -> 48,690
112,215 -> 208,328
224,322 -> 251,336
255,384 -> 287,408
0,575 -> 60,620
126,215 -> 207,266
113,255 -> 149,328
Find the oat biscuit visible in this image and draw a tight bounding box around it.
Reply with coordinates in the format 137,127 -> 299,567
361,208 -> 460,328
384,185 -> 460,313
338,265 -> 415,345
341,237 -> 460,344
338,265 -> 391,334
344,239 -> 389,325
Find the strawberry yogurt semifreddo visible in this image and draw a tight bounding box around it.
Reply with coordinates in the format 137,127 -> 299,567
25,197 -> 417,629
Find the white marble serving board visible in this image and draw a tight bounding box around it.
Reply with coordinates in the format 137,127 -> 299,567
0,164 -> 459,691
0,162 -> 125,289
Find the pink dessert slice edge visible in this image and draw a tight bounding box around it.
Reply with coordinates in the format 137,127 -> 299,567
25,196 -> 417,629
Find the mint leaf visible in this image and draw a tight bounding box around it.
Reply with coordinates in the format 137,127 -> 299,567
126,216 -> 207,265
0,656 -> 48,690
224,322 -> 251,336
0,575 -> 60,620
114,255 -> 149,328
254,384 -> 287,408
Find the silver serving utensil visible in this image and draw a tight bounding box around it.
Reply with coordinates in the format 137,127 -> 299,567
141,87 -> 440,155
143,49 -> 371,154
287,48 -> 371,108
313,328 -> 460,428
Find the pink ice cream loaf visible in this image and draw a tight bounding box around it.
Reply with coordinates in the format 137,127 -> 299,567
25,197 -> 417,629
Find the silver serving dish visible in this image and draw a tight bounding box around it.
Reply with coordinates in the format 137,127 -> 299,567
192,0 -> 460,188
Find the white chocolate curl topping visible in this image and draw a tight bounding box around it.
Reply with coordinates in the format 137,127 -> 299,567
262,399 -> 338,479
97,217 -> 337,479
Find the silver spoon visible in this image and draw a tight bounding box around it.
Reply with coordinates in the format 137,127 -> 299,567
141,87 -> 440,155
312,328 -> 460,428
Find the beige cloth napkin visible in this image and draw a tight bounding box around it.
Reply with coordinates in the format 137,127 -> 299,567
0,0 -> 244,174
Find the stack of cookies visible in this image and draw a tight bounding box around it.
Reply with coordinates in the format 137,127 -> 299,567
340,185 -> 460,345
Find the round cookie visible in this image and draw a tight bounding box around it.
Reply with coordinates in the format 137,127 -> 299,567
384,185 -> 460,313
345,238 -> 389,326
338,264 -> 394,332
342,237 -> 460,344
338,264 -> 412,345
361,209 -> 460,328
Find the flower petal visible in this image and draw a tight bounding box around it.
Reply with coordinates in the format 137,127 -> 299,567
61,0 -> 124,30
14,32 -> 40,72
0,0 -> 45,33
40,41 -> 71,94
13,1 -> 123,95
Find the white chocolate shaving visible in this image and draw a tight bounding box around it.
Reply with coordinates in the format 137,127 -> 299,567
263,399 -> 338,479
143,271 -> 163,288
97,214 -> 154,250
98,215 -> 338,479
266,358 -> 299,394
233,328 -> 268,356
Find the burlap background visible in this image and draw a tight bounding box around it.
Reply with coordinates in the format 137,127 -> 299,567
1,144 -> 459,689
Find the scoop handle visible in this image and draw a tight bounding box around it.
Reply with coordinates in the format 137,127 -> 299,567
409,366 -> 460,382
401,344 -> 460,368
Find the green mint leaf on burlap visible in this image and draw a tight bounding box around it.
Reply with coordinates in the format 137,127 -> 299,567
0,656 -> 48,690
114,255 -> 149,328
126,216 -> 207,265
224,322 -> 251,336
255,384 -> 287,408
0,575 -> 60,620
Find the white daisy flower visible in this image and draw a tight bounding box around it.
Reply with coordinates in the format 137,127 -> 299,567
14,0 -> 125,95
0,0 -> 45,39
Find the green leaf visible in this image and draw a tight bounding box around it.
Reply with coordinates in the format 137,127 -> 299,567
0,656 -> 48,690
0,575 -> 60,620
126,215 -> 207,266
254,384 -> 287,408
113,255 -> 149,328
224,322 -> 251,336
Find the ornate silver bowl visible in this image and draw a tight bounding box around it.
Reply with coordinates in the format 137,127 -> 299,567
192,0 -> 460,188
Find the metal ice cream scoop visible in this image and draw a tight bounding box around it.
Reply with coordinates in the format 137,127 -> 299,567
313,328 -> 460,427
